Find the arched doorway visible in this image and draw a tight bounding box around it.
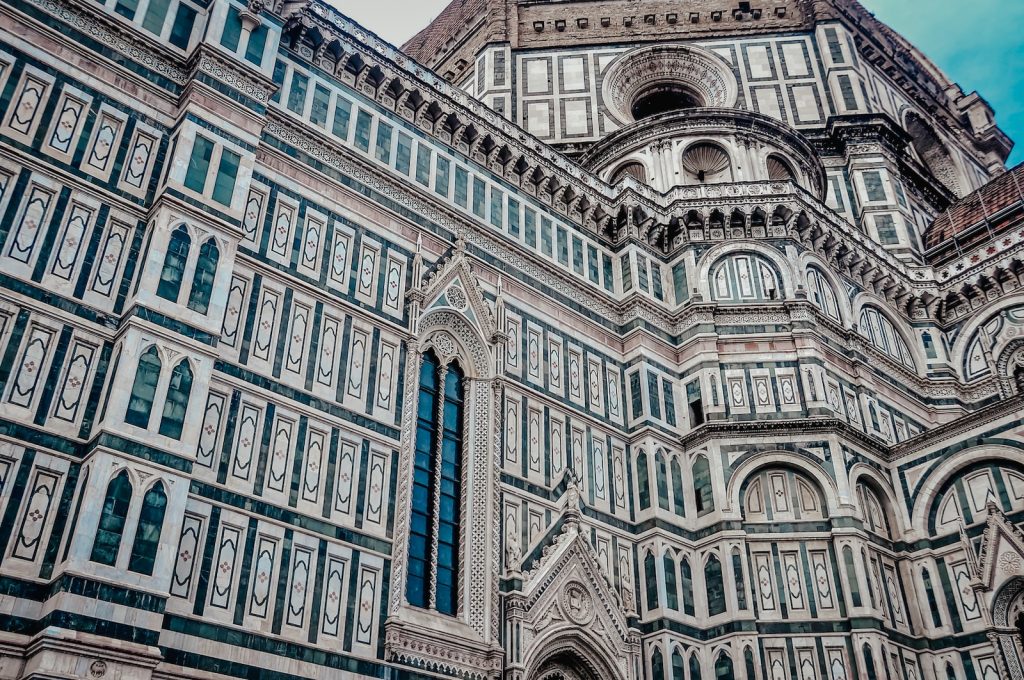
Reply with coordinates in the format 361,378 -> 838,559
525,634 -> 626,680
992,577 -> 1024,678
534,650 -> 601,680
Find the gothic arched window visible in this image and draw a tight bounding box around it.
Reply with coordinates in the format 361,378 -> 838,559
732,549 -> 747,610
705,554 -> 726,616
656,450 -> 670,511
843,545 -> 862,607
806,266 -> 842,323
129,481 -> 167,575
681,556 -> 695,616
637,450 -> 651,511
922,567 -> 943,628
652,648 -> 665,680
672,649 -> 685,680
671,458 -> 686,517
157,226 -> 191,302
158,359 -> 193,439
644,552 -> 659,612
406,351 -> 465,616
858,306 -> 915,369
714,652 -> 734,680
187,238 -> 219,314
91,471 -> 132,566
863,644 -> 879,680
744,648 -> 757,680
692,455 -> 714,515
664,552 -> 679,610
689,654 -> 703,680
125,346 -> 161,428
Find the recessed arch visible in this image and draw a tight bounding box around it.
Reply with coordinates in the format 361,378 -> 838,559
681,141 -> 733,185
726,451 -> 840,517
904,111 -> 963,196
608,160 -> 648,185
854,298 -> 919,371
524,630 -> 628,680
696,242 -> 796,302
907,445 -> 1024,535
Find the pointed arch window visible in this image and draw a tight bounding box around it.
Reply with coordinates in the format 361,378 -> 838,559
705,554 -> 726,616
671,458 -> 686,517
693,455 -> 714,515
681,556 -> 695,616
656,450 -> 670,510
158,360 -> 193,439
91,471 -> 132,566
664,552 -> 679,610
689,654 -> 703,680
714,653 -> 734,679
405,350 -> 465,617
157,226 -> 191,302
652,649 -> 665,680
129,482 -> 167,574
637,450 -> 651,511
644,552 -> 659,612
672,649 -> 685,680
922,567 -> 943,628
732,549 -> 748,610
863,644 -> 879,680
842,545 -> 862,607
126,346 -> 161,428
945,663 -> 957,680
744,648 -> 757,680
187,238 -> 219,314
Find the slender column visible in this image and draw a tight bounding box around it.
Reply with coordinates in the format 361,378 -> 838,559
427,362 -> 449,610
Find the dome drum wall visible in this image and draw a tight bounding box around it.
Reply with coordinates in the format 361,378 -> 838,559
582,108 -> 826,197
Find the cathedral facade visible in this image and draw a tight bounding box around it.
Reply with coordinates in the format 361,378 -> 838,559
0,0 -> 1023,678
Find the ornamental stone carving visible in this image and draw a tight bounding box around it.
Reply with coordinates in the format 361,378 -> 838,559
601,44 -> 739,125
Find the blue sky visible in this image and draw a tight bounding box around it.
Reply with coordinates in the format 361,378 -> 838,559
335,0 -> 1022,166
861,0 -> 1023,165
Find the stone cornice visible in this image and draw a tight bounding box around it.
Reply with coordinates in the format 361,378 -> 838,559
888,393 -> 1024,460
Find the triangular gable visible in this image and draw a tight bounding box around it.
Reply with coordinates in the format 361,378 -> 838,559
976,501 -> 1024,591
417,239 -> 497,343
519,517 -> 631,645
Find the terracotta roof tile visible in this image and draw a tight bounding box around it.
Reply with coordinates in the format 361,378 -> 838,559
924,164 -> 1024,259
402,0 -> 487,65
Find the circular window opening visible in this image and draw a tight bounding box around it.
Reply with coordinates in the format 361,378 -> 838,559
630,83 -> 703,120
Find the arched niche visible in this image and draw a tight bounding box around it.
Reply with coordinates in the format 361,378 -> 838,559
905,111 -> 963,196
741,466 -> 828,523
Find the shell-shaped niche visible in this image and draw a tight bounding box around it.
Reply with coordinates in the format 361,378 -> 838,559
681,143 -> 732,184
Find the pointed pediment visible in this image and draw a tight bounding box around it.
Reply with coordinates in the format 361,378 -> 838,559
417,240 -> 497,343
519,517 -> 631,645
976,502 -> 1024,591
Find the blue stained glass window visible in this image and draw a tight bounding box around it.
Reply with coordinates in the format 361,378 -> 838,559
184,135 -> 213,194
287,72 -> 308,114
705,554 -> 726,616
693,455 -> 714,514
435,156 -> 451,197
405,352 -> 464,616
212,148 -> 240,206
